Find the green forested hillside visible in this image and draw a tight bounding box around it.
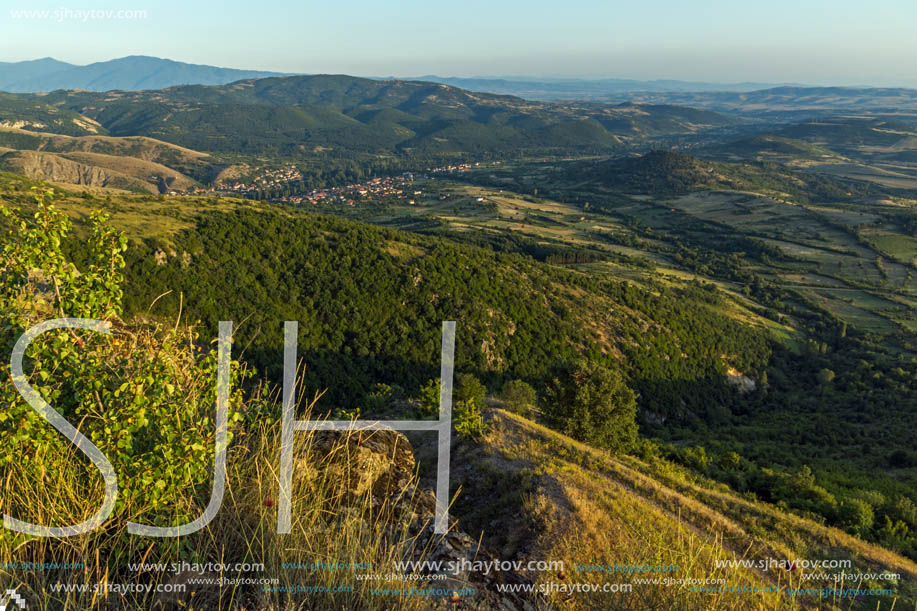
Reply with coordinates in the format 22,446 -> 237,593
0,92 -> 106,136
3,169 -> 917,570
554,149 -> 882,200
121,206 -> 770,413
0,75 -> 733,157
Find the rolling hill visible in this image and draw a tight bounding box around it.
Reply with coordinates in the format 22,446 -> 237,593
0,126 -> 216,191
0,75 -> 735,157
700,117 -> 917,190
588,86 -> 917,114
0,91 -> 107,136
408,75 -> 781,101
411,407 -> 917,609
550,149 -> 880,200
0,149 -> 200,193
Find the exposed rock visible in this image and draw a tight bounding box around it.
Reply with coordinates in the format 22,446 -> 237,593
310,429 -> 550,610
0,148 -> 197,194
1,149 -> 116,187
726,367 -> 757,394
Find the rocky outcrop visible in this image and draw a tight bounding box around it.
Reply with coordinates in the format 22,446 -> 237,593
1,149 -> 117,187
0,149 -> 197,193
726,366 -> 757,394
311,429 -> 548,610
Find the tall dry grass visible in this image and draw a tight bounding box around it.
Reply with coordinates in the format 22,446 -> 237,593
1,393 -> 441,610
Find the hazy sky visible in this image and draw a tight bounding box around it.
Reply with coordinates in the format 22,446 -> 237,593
2,0 -> 916,86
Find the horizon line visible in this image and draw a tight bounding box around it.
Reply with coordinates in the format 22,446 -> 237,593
4,55 -> 917,91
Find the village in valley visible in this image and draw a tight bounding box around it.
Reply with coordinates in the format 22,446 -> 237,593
189,162 -> 481,207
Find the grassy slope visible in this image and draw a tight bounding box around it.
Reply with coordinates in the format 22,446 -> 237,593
0,126 -> 215,188
326,179 -> 793,341
413,409 -> 917,609
702,117 -> 917,191
457,153 -> 916,343
0,149 -> 200,194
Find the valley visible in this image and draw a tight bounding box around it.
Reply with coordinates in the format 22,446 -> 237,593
0,68 -> 915,609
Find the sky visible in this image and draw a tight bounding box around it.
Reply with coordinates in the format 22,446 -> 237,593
1,0 -> 916,86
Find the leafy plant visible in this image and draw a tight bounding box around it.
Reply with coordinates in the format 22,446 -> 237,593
455,373 -> 486,406
416,378 -> 441,418
0,191 -> 249,539
500,379 -> 537,416
453,398 -> 485,439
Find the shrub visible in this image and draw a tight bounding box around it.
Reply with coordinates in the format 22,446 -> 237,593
455,373 -> 486,406
500,379 -> 537,416
0,193 -> 248,543
361,382 -> 397,414
0,193 -> 438,610
416,378 -> 441,417
837,497 -> 874,534
454,398 -> 486,439
542,360 -> 637,454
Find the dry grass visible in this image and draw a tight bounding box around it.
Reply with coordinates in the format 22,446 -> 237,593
468,410 -> 917,609
0,378 -> 439,610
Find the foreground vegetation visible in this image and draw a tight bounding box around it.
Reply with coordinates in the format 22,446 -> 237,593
0,194 -> 451,609
0,179 -> 915,608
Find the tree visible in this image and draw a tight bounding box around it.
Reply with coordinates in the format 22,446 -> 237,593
542,360 -> 637,453
837,498 -> 875,534
500,379 -> 537,416
455,373 -> 486,406
417,378 -> 440,417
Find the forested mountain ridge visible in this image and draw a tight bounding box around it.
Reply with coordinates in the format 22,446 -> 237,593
0,75 -> 734,156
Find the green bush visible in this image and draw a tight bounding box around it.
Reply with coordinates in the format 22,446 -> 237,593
416,378 -> 440,418
455,373 -> 486,406
0,193 -> 248,535
542,360 -> 637,454
500,379 -> 537,416
454,398 -> 486,439
837,497 -> 874,535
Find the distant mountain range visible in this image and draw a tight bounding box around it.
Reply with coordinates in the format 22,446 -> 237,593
4,55 -> 916,115
2,56 -> 789,97
398,78 -> 917,113
0,56 -> 287,92
395,76 -> 788,101
594,86 -> 917,113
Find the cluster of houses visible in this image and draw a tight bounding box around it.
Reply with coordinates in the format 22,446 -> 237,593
212,165 -> 305,196
428,163 -> 476,174
175,161 -> 485,206
276,173 -> 418,207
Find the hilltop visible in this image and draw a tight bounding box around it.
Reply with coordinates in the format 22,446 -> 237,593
0,126 -> 216,191
700,117 -> 917,191
411,408 -> 917,609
